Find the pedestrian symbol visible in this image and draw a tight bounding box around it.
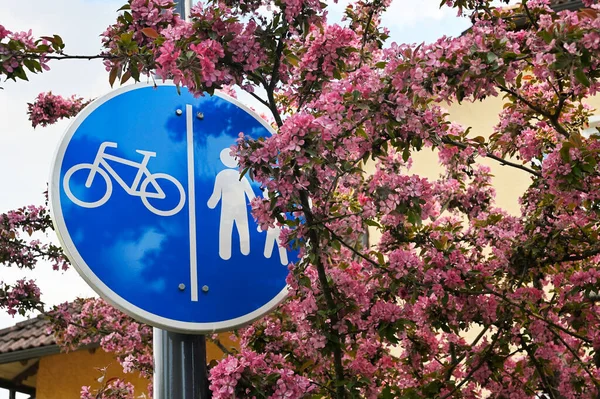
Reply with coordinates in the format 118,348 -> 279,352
207,148 -> 256,260
50,83 -> 296,333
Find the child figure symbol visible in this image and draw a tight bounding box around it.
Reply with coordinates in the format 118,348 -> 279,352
207,148 -> 256,260
257,189 -> 289,266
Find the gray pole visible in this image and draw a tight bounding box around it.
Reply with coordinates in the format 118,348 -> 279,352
173,0 -> 191,19
152,1 -> 210,398
153,328 -> 210,399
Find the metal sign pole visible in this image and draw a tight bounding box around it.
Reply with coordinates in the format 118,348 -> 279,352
153,328 -> 210,399
153,2 -> 210,398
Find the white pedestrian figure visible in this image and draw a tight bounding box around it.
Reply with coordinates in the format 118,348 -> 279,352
257,189 -> 289,266
207,148 -> 256,260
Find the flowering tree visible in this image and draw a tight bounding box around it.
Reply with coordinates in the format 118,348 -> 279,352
5,0 -> 600,397
0,203 -> 68,316
49,298 -> 153,397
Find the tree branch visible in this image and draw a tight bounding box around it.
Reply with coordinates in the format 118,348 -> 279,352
322,224 -> 380,269
248,91 -> 271,110
498,84 -> 570,138
548,327 -> 600,389
440,136 -> 541,177
439,330 -> 502,399
299,192 -> 347,399
13,52 -> 118,61
357,5 -> 376,69
519,334 -> 558,399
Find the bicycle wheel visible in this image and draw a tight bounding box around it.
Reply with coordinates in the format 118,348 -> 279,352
139,173 -> 186,217
63,163 -> 112,208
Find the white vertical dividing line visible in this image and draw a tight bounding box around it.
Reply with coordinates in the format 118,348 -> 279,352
187,104 -> 198,302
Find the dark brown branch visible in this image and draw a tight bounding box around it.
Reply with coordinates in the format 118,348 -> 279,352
549,328 -> 600,390
248,91 -> 271,110
262,31 -> 286,127
13,52 -> 117,61
357,5 -> 376,69
440,137 -> 541,177
440,330 -> 502,399
488,291 -> 592,344
300,192 -> 347,399
208,336 -> 234,356
519,334 -> 558,399
498,84 -> 570,138
445,324 -> 491,381
522,2 -> 539,30
539,247 -> 600,266
323,224 -> 380,269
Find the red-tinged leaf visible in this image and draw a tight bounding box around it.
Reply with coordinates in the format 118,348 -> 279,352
120,70 -> 132,85
579,8 -> 599,19
141,28 -> 159,39
109,67 -> 118,87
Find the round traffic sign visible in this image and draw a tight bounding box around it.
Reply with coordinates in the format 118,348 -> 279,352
50,83 -> 293,333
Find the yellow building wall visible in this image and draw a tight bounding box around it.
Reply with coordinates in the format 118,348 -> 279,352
36,334 -> 236,399
37,349 -> 149,399
405,96 -> 533,215
367,93 -> 600,217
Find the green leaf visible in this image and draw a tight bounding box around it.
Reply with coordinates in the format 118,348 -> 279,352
364,219 -> 380,228
574,68 -> 591,87
286,53 -> 300,67
22,59 -> 40,73
539,30 -> 553,44
560,142 -> 573,162
486,52 -> 498,64
402,146 -> 410,162
13,67 -> 28,81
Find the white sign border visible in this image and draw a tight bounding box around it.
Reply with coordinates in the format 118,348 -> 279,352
50,81 -> 289,334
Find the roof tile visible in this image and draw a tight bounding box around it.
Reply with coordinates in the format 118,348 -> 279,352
0,315 -> 55,355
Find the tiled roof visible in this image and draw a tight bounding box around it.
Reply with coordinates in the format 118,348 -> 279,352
0,315 -> 55,355
550,0 -> 585,11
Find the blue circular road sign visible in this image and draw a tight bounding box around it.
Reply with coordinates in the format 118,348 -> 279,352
50,83 -> 294,333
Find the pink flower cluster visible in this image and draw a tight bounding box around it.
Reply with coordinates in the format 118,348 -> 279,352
49,298 -> 153,389
0,24 -> 59,83
81,377 -> 135,399
27,92 -> 90,128
209,351 -> 313,399
0,204 -> 68,272
0,279 -> 41,317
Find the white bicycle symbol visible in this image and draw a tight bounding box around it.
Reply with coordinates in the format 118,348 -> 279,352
63,141 -> 186,217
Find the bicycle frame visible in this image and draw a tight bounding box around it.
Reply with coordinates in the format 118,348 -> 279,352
86,142 -> 163,198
